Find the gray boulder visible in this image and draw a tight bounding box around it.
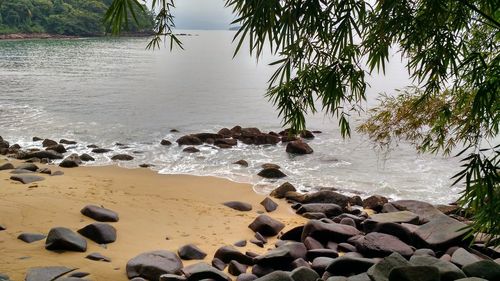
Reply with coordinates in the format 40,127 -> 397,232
249,215 -> 285,236
388,266 -> 440,281
367,252 -> 411,281
290,266 -> 319,281
45,227 -> 87,252
10,174 -> 44,184
354,232 -> 414,257
301,220 -> 361,243
254,271 -> 293,281
181,262 -> 231,281
80,205 -> 119,222
178,244 -> 207,260
77,223 -> 117,244
25,266 -> 75,281
18,233 -> 46,243
410,255 -> 466,281
414,215 -> 469,249
462,260 -> 500,280
126,250 -> 184,280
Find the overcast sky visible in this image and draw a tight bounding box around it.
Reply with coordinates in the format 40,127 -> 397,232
147,0 -> 236,30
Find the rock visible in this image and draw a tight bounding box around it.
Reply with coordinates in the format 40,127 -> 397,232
160,274 -> 187,281
249,215 -> 285,236
18,233 -> 46,243
388,266 -> 440,281
69,272 -> 90,278
286,141 -> 313,154
86,252 -> 111,262
10,168 -> 34,174
42,139 -> 57,147
250,238 -> 264,247
326,256 -> 376,276
51,171 -> 64,176
338,243 -> 356,252
228,260 -> 248,276
60,139 -> 77,145
258,168 -> 286,179
37,168 -> 51,175
92,148 -> 112,153
306,249 -> 339,260
234,240 -> 247,247
182,262 -> 231,281
260,197 -> 278,212
297,204 -> 342,217
214,245 -> 253,265
59,154 -> 82,168
414,215 -> 469,249
0,225 -> 5,231
233,159 -> 249,167
254,242 -> 307,269
454,278 -> 488,281
215,138 -> 238,147
77,223 -> 117,244
80,153 -> 95,162
339,218 -> 357,228
312,257 -> 335,275
218,128 -> 232,137
0,162 -> 14,170
280,225 -> 304,242
126,250 -> 183,280
413,248 -> 436,257
392,200 -> 443,222
178,244 -> 207,260
261,163 -> 281,170
237,273 -> 258,281
161,139 -> 172,146
270,182 -> 296,198
291,258 -> 310,269
25,266 -> 76,281
304,236 -> 324,250
361,220 -> 413,243
45,227 -> 87,252
255,232 -> 267,243
87,144 -> 99,148
223,201 -> 253,212
10,174 -> 44,184
183,146 -> 200,153
46,144 -> 66,154
254,271 -> 293,281
212,258 -> 227,271
367,252 -> 411,281
451,248 -> 481,267
301,220 -> 361,243
22,150 -> 63,160
354,232 -> 414,257
111,154 -> 134,161
462,260 -> 500,280
176,135 -> 203,146
410,255 -> 466,281
369,211 -> 419,224
290,266 -> 319,281
16,163 -> 39,172
299,191 -> 351,209
81,205 -> 119,222
33,137 -> 43,141
381,203 -> 400,213
362,195 -> 388,212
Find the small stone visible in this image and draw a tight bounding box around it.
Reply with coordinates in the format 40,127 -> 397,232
260,197 -> 278,212
233,160 -> 249,167
86,252 -> 111,262
80,205 -> 119,222
161,139 -> 172,146
183,146 -> 200,153
18,233 -> 46,243
234,240 -> 247,247
178,244 -> 207,260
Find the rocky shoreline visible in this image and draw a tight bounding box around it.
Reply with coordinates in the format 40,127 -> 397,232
0,32 -> 154,41
0,133 -> 499,281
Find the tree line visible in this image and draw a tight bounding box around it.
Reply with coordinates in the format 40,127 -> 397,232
0,0 -> 153,36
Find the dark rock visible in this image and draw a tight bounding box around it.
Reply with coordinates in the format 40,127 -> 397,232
212,258 -> 227,271
366,252 -> 411,281
215,138 -> 237,147
253,271 -> 293,281
280,225 -> 304,242
45,227 -> 87,252
291,258 -> 310,269
255,232 -> 267,243
16,163 -> 39,172
0,162 -> 14,170
176,135 -> 203,146
281,135 -> 299,143
312,257 -> 335,275
178,244 -> 207,260
170,129 -> 180,133
37,168 -> 51,175
33,137 -> 43,141
392,200 -> 443,222
69,272 -> 90,278
10,174 -> 44,184
59,139 -> 77,145
25,266 -> 76,281
306,249 -> 339,260
382,203 -> 400,213
0,225 -> 5,231
42,139 -> 57,147
254,242 -> 307,269
325,256 -> 376,276
249,215 -> 285,236
80,153 -> 95,162
451,248 -> 481,267
161,139 -> 172,146
362,195 -> 388,212
261,163 -> 281,170
46,144 -> 66,154
413,215 -> 469,249
300,130 -> 315,139
234,240 -> 247,247
233,159 -> 249,167
18,233 -> 46,243
369,211 -> 419,224
214,245 -> 253,265
228,260 -> 248,276
250,238 -> 264,247
92,148 -> 112,153
218,128 -> 232,137
81,205 -> 119,222
270,182 -> 296,199
59,154 -> 81,168
410,255 -> 466,281
87,144 -> 99,148
298,191 -> 351,209
290,266 -> 319,281
86,252 -> 111,262
304,236 -> 324,250
302,212 -> 327,219
77,223 -> 116,244
223,201 -> 252,212
326,241 -> 338,251
193,133 -> 224,142
463,260 -> 500,280
258,168 -> 286,179
361,220 -> 413,243
160,274 -> 187,281
22,150 -> 63,160
260,197 -> 278,212
127,250 -> 183,280
183,146 -> 200,153
338,243 -> 356,252
388,266 -> 440,281
297,204 -> 342,217
286,141 -> 313,155
10,168 -> 34,174
354,232 -> 414,257
181,262 -> 231,281
301,220 -> 361,243
237,273 -> 258,281
413,248 -> 436,257
111,154 -> 134,161
339,218 -> 356,228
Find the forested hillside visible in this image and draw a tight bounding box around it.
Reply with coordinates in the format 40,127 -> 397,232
0,0 -> 153,36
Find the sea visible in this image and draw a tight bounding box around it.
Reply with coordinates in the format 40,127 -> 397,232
0,31 -> 463,204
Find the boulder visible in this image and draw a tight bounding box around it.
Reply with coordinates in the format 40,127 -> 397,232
0,162 -> 14,170
325,256 -> 376,276
178,244 -> 207,260
80,153 -> 95,162
18,233 -> 46,243
111,154 -> 134,161
290,266 -> 319,281
249,215 -> 285,236
42,139 -> 57,147
212,258 -> 227,270
354,232 -> 414,257
228,260 -> 248,276
25,266 -> 76,281
413,215 -> 469,249
33,137 -> 43,141
22,150 -> 63,160
258,168 -> 287,179
254,242 -> 307,269
306,249 -> 339,260
237,273 -> 258,281
388,266 -> 440,281
92,148 -> 112,153
361,220 -> 413,243
45,227 -> 87,252
16,163 -> 39,172
270,182 -> 296,198
233,159 -> 249,167
161,139 -> 172,146
299,191 -> 351,209
451,248 -> 481,268
304,236 -> 324,250
183,147 -> 200,153
60,139 -> 77,145
127,250 -> 184,280
59,154 -> 81,168
301,220 -> 361,243
176,135 -> 203,146
286,141 -> 313,154
181,262 -> 231,281
218,128 -> 232,137
362,195 -> 388,212
254,271 -> 293,281
260,197 -> 278,212
10,174 -> 44,184
296,204 -> 342,217
223,201 -> 253,212
214,245 -> 253,265
46,144 -> 66,154
160,274 -> 187,281
410,255 -> 466,281
366,252 -> 411,281
77,223 -> 117,244
462,260 -> 500,280
368,211 -> 419,224
80,205 -> 119,222
392,200 -> 443,221
280,225 -> 304,242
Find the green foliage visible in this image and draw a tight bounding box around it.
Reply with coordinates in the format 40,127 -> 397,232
107,0 -> 499,243
0,0 -> 153,36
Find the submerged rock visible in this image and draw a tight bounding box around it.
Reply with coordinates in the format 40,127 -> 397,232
270,182 -> 296,199
111,154 -> 134,161
286,141 -> 313,155
258,168 -> 287,179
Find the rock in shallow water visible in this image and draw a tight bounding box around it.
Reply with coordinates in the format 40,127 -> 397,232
258,168 -> 287,179
111,154 -> 134,161
286,141 -> 313,155
127,250 -> 184,280
270,182 -> 296,199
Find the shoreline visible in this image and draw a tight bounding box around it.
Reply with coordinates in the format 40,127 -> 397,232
0,32 -> 154,41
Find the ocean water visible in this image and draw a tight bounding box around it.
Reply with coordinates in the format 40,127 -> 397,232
0,31 -> 463,203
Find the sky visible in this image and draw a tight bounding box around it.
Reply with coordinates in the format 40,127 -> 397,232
147,0 -> 236,30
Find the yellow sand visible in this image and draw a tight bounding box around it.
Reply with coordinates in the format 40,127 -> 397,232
0,159 -> 305,280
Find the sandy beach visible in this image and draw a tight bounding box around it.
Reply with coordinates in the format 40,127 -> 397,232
0,158 -> 305,280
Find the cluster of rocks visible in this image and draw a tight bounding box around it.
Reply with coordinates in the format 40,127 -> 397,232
1,161 -> 65,184
165,126 -> 315,155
